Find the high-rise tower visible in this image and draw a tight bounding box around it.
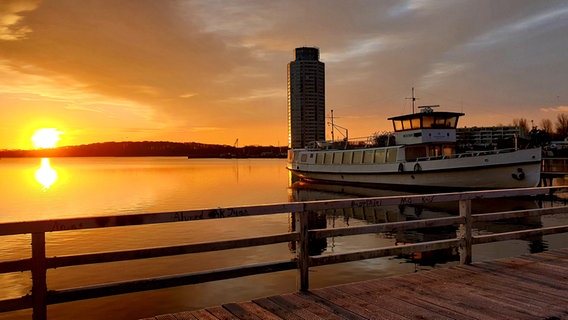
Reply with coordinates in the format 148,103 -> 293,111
287,47 -> 325,148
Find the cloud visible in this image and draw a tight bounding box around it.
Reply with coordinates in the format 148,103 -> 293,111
540,106 -> 568,113
0,0 -> 41,40
179,92 -> 198,99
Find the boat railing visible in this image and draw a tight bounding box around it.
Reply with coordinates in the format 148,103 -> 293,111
305,138 -> 381,151
415,148 -> 518,162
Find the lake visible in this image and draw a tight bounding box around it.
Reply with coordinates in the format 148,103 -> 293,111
1,157 -> 567,319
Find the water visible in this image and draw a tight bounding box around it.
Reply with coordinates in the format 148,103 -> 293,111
0,157 -> 567,319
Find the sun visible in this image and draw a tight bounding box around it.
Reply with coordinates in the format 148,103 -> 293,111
31,128 -> 64,149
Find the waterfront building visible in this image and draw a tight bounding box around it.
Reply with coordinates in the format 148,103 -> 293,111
456,126 -> 525,149
287,47 -> 325,148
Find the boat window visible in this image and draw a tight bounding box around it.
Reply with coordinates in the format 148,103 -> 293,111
443,146 -> 454,156
446,116 -> 458,128
344,151 -> 353,164
301,154 -> 307,162
422,116 -> 434,128
393,120 -> 403,131
353,151 -> 363,164
386,148 -> 398,162
374,149 -> 386,163
411,117 -> 421,129
363,150 -> 374,164
434,117 -> 447,128
405,146 -> 427,161
402,119 -> 411,130
316,152 -> 324,164
333,152 -> 343,164
429,146 -> 440,157
324,152 -> 333,164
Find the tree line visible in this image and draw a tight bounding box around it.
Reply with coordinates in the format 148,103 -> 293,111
0,141 -> 287,158
513,114 -> 568,140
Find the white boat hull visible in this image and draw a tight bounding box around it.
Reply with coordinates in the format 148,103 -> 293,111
288,148 -> 541,190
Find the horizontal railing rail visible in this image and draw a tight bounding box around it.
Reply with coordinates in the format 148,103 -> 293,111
1,186 -> 567,320
542,157 -> 568,173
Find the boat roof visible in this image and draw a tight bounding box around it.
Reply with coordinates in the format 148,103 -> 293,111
388,108 -> 465,132
387,111 -> 464,121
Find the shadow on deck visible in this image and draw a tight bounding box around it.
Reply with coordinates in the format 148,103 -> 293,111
144,248 -> 568,320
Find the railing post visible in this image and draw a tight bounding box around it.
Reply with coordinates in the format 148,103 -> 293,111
31,232 -> 47,320
295,209 -> 310,291
459,199 -> 472,264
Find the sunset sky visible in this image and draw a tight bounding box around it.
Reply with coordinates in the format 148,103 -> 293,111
1,0 -> 567,150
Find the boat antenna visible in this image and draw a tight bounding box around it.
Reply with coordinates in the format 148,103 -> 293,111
327,109 -> 349,143
405,87 -> 419,114
330,109 -> 334,142
328,109 -> 341,142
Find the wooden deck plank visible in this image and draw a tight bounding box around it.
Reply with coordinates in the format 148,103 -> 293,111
381,270 -> 540,320
155,315 -> 179,320
236,301 -> 284,320
371,271 -> 491,319
251,297 -> 305,320
474,260 -> 568,294
526,249 -> 568,260
521,252 -> 568,267
293,291 -> 369,320
494,255 -> 565,270
438,267 -> 568,315
376,274 -> 519,320
267,294 -> 326,320
542,248 -> 568,259
494,256 -> 568,277
311,286 -> 409,320
221,303 -> 264,320
189,309 -> 220,320
455,264 -> 568,304
148,249 -> 568,320
337,278 -> 458,320
205,306 -> 239,320
171,311 -> 199,320
418,267 -> 566,318
528,248 -> 568,260
359,277 -> 484,320
276,293 -> 346,320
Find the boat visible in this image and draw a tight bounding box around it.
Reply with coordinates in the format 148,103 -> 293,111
287,105 -> 542,190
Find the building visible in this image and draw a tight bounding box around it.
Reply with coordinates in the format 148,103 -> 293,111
456,126 -> 525,150
288,47 -> 325,148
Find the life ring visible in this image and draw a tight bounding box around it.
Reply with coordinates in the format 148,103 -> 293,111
512,168 -> 525,180
398,163 -> 404,172
414,163 -> 422,172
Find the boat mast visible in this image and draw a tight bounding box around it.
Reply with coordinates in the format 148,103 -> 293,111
327,110 -> 349,144
406,87 -> 418,114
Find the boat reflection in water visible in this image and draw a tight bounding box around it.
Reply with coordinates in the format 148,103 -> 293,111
288,180 -> 544,268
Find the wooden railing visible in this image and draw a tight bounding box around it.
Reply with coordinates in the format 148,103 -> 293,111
542,157 -> 568,174
1,187 -> 568,320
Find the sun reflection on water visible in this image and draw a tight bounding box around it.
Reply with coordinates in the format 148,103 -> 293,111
35,158 -> 58,189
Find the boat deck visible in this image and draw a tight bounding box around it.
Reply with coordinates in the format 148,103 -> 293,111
142,248 -> 568,320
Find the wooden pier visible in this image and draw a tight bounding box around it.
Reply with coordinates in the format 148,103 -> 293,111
1,187 -> 568,320
143,248 -> 568,320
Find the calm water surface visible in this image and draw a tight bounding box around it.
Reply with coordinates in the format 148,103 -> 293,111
1,157 -> 567,319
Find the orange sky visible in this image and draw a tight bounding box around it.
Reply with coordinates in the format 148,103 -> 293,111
1,0 -> 567,150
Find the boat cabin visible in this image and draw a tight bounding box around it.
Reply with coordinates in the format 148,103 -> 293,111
388,106 -> 464,161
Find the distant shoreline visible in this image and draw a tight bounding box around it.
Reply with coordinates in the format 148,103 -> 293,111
0,141 -> 288,158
